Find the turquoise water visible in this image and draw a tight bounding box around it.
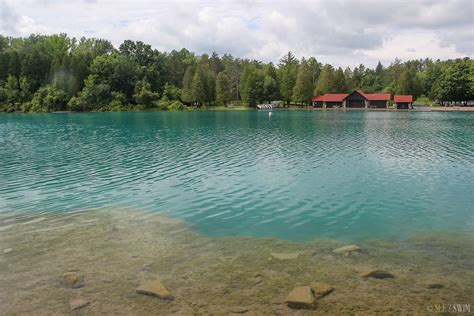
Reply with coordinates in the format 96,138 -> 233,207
0,111 -> 473,241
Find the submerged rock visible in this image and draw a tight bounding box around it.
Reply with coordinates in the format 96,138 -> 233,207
229,306 -> 249,313
3,248 -> 13,254
362,270 -> 394,279
63,272 -> 84,288
310,282 -> 334,298
332,245 -> 360,254
136,279 -> 173,300
270,252 -> 300,260
285,286 -> 316,309
70,298 -> 89,311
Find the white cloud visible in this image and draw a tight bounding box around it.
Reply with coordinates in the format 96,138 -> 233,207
1,0 -> 472,67
362,32 -> 464,63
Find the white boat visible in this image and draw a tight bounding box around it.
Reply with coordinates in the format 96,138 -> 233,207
257,101 -> 279,110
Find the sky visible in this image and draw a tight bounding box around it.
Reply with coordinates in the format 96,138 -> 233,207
1,0 -> 473,67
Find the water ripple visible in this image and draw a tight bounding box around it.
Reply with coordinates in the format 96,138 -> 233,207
0,111 -> 473,241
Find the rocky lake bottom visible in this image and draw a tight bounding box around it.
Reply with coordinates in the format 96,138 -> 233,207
0,207 -> 473,315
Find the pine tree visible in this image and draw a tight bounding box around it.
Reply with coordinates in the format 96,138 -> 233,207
278,51 -> 298,103
191,65 -> 206,105
262,76 -> 278,102
397,70 -> 415,95
202,64 -> 215,104
307,57 -> 321,87
292,58 -> 313,103
314,64 -> 335,95
239,65 -> 253,103
333,67 -> 347,93
181,66 -> 194,103
239,65 -> 264,106
246,70 -> 264,106
215,72 -> 232,105
343,67 -> 354,91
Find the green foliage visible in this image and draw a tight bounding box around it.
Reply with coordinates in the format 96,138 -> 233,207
67,96 -> 86,112
109,92 -> 128,111
155,99 -> 171,111
239,65 -> 265,106
332,67 -> 347,94
168,101 -> 186,111
278,51 -> 299,103
0,34 -> 472,112
314,64 -> 335,95
191,64 -> 207,105
133,79 -> 160,108
262,76 -> 278,102
435,59 -> 473,103
246,71 -> 265,106
412,95 -> 434,106
154,99 -> 187,111
30,83 -> 67,112
292,58 -> 313,103
397,70 -> 415,95
76,75 -> 111,110
181,66 -> 195,103
215,72 -> 232,105
2,75 -> 20,105
307,57 -> 321,87
161,83 -> 181,101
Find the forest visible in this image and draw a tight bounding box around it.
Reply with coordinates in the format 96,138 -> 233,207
0,34 -> 473,112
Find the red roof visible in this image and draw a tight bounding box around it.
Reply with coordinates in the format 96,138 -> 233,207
312,90 -> 391,102
343,90 -> 390,101
394,95 -> 413,103
366,93 -> 391,101
312,94 -> 348,102
355,89 -> 369,99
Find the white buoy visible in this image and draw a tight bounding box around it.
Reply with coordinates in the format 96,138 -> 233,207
268,112 -> 273,116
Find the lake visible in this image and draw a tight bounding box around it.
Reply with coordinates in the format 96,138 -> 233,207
1,110 -> 473,314
1,111 -> 473,240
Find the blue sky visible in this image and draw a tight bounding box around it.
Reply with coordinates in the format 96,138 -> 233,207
1,0 -> 473,67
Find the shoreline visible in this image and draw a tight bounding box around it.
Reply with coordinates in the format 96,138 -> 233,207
1,106 -> 474,114
1,207 -> 473,314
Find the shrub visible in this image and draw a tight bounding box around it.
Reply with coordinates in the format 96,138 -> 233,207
168,101 -> 186,111
154,99 -> 171,111
68,96 -> 87,112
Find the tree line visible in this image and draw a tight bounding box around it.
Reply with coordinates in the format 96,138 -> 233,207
0,34 -> 472,112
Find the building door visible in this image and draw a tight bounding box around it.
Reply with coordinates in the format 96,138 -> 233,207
346,99 -> 365,108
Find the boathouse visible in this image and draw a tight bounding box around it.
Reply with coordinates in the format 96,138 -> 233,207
312,90 -> 391,109
312,94 -> 347,108
394,95 -> 413,109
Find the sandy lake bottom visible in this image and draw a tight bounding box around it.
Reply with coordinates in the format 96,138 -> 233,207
0,207 -> 473,315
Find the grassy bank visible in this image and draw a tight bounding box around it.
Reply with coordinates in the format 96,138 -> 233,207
196,105 -> 252,111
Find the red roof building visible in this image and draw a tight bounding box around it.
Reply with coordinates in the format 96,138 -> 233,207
312,94 -> 348,102
313,90 -> 392,109
394,95 -> 413,109
394,95 -> 413,103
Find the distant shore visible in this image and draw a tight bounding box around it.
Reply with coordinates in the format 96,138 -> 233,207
306,106 -> 474,112
272,106 -> 474,112
2,105 -> 474,114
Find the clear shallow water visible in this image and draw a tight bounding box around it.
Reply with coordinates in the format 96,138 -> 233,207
0,111 -> 473,241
